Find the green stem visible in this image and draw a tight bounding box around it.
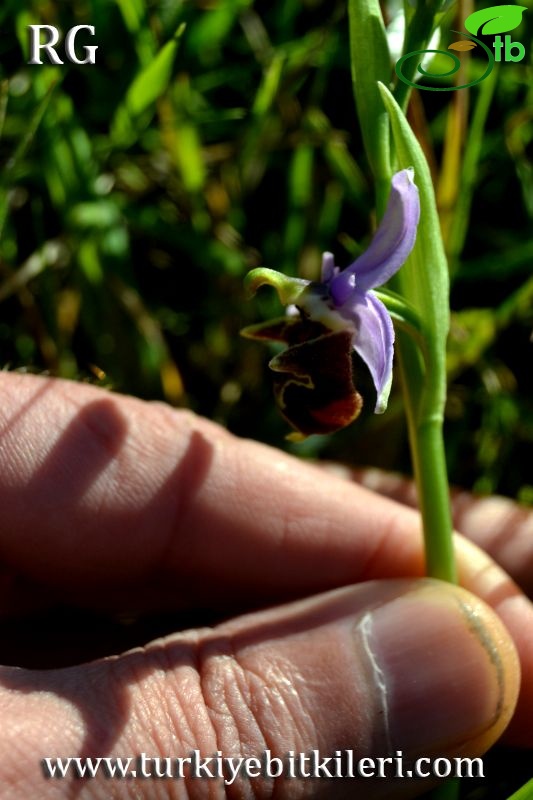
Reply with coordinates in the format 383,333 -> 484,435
377,82 -> 456,589
371,8 -> 459,800
395,332 -> 457,584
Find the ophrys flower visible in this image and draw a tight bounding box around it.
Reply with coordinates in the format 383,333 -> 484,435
242,168 -> 420,439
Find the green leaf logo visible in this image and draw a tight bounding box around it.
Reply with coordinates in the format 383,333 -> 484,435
465,5 -> 527,36
448,40 -> 477,50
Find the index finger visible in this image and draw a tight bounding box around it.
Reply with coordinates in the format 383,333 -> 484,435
0,372 -> 425,609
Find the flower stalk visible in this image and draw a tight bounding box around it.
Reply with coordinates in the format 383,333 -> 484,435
379,83 -> 457,584
349,0 -> 457,586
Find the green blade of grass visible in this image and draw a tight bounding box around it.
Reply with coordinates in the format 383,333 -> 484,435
507,779 -> 533,800
111,24 -> 186,146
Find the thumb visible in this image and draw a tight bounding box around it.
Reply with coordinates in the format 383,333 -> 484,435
0,579 -> 519,799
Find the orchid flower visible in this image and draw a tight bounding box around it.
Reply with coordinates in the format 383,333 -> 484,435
243,168 -> 420,439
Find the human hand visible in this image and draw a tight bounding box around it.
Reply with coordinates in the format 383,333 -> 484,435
0,373 -> 531,799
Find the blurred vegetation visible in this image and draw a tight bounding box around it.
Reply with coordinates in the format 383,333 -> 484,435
0,0 -> 531,502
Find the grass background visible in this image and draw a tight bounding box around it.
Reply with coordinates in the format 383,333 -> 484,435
0,0 -> 532,501
0,2 -> 532,796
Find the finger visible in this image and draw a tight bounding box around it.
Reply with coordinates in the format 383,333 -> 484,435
1,373 -> 533,746
2,371 -> 427,608
0,580 -> 519,800
348,468 -> 533,597
454,536 -> 533,746
326,468 -> 533,747
0,373 -> 527,613
451,492 -> 533,598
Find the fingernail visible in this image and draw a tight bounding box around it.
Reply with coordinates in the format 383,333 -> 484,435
358,581 -> 518,755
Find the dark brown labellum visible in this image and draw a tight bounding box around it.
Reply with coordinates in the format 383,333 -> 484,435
242,316 -> 363,439
270,328 -> 363,438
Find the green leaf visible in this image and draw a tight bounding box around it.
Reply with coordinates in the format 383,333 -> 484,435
126,30 -> 184,116
378,82 -> 450,415
465,5 -> 527,36
112,25 -> 185,144
174,122 -> 206,194
115,0 -> 148,36
347,0 -> 391,184
506,778 -> 533,800
0,80 -> 56,241
252,52 -> 285,117
4,81 -> 56,177
115,0 -> 156,65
